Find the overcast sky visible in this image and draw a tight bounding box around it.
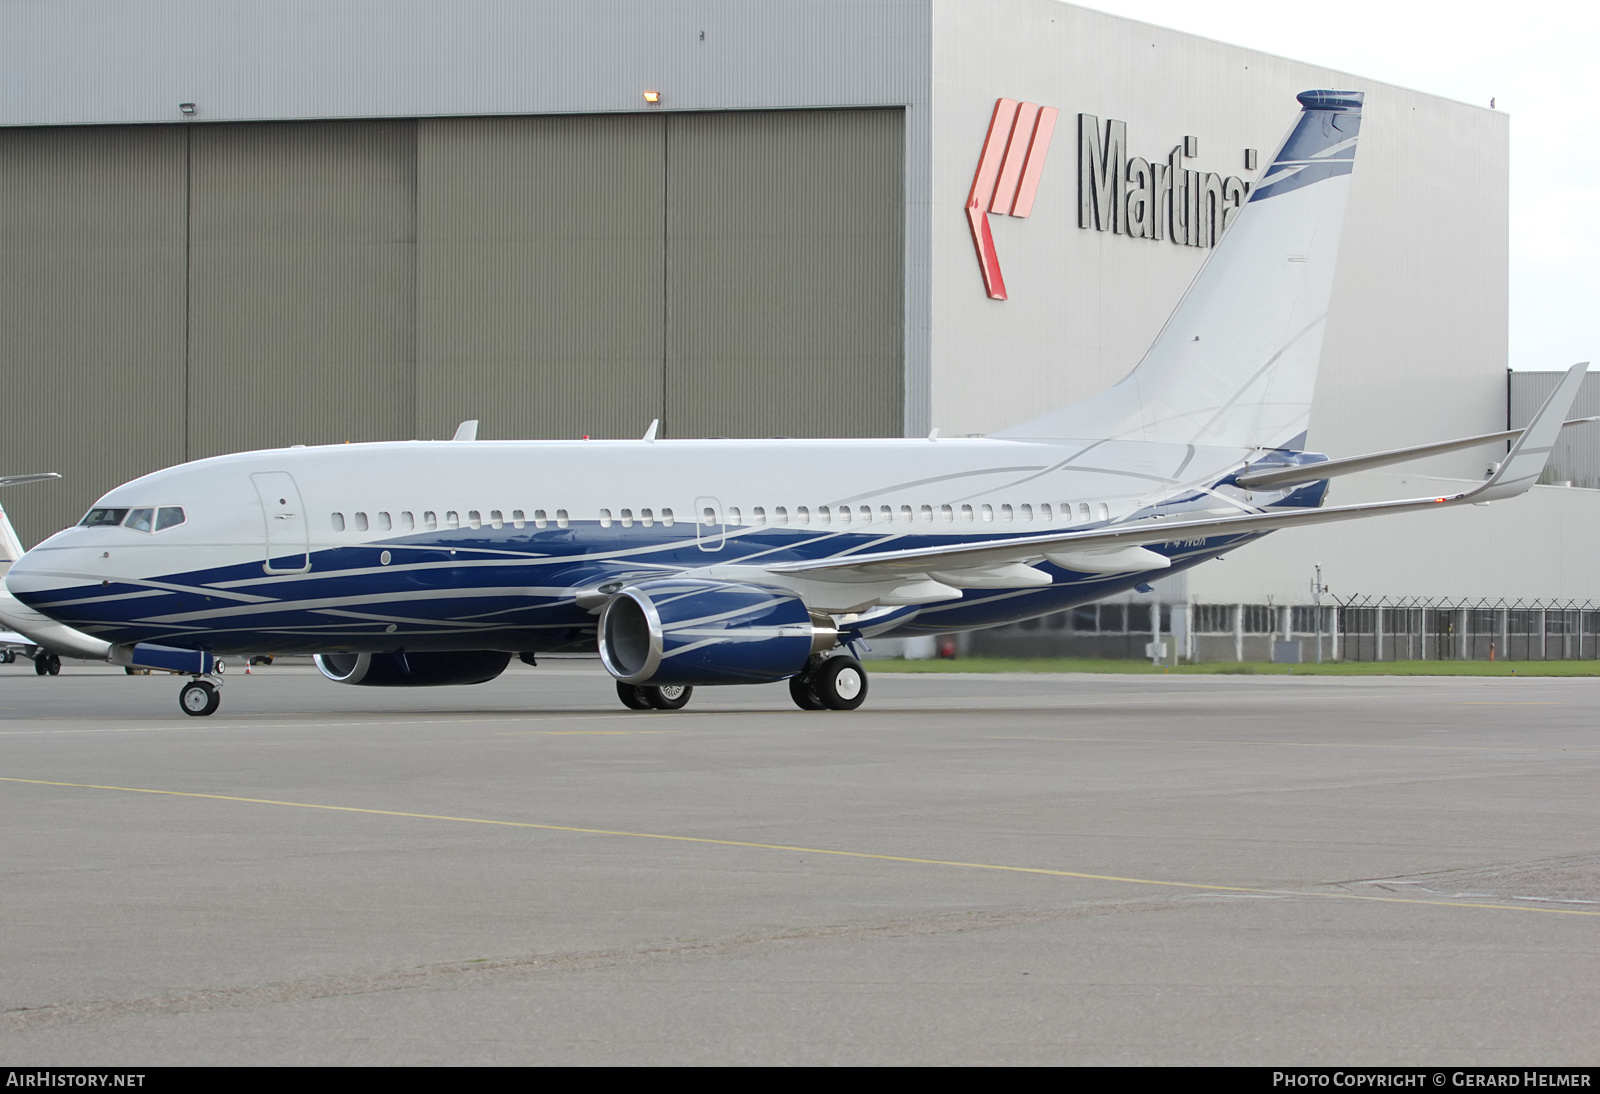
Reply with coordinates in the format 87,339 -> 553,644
1076,0 -> 1598,372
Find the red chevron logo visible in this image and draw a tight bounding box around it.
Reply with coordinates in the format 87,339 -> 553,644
967,98 -> 1059,301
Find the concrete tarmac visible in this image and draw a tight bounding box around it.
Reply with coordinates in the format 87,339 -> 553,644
0,660 -> 1596,1065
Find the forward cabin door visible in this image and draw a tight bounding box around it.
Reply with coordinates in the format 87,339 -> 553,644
251,472 -> 311,573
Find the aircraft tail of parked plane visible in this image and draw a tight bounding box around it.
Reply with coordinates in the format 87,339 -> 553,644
5,90 -> 1591,717
0,474 -> 114,672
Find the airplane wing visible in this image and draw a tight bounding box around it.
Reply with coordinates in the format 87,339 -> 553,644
768,363 -> 1588,582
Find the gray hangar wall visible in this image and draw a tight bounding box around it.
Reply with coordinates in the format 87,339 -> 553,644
0,108 -> 905,545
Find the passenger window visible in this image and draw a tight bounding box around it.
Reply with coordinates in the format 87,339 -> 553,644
467,510 -> 481,530
981,504 -> 994,522
400,511 -> 415,531
641,508 -> 654,527
600,508 -> 613,528
960,505 -> 974,522
556,509 -> 570,529
701,506 -> 717,526
940,504 -> 953,522
859,505 -> 872,523
816,506 -> 830,525
423,511 -> 437,530
1020,504 -> 1033,522
489,510 -> 503,529
1079,503 -> 1091,521
533,509 -> 548,529
898,505 -> 913,523
1097,502 -> 1110,521
658,508 -> 671,527
919,505 -> 933,523
1001,504 -> 1014,521
154,507 -> 186,532
378,511 -> 392,531
354,512 -> 369,532
446,511 -> 460,529
774,506 -> 788,526
879,505 -> 893,523
1039,503 -> 1052,521
125,508 -> 154,533
837,506 -> 851,525
512,510 -> 526,529
796,506 -> 810,525
620,508 -> 634,528
331,513 -> 346,532
752,506 -> 766,525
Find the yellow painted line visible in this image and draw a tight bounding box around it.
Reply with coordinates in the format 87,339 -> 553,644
2,776 -> 1597,918
992,736 -> 1600,755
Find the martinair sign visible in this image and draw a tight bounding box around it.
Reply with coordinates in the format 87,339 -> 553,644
967,98 -> 1258,300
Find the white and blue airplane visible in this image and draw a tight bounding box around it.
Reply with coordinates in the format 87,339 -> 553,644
5,90 -> 1590,717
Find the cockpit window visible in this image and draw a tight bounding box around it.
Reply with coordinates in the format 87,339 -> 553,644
80,508 -> 129,527
79,506 -> 187,532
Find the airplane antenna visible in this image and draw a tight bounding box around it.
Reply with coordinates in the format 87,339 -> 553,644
643,419 -> 660,442
451,420 -> 479,442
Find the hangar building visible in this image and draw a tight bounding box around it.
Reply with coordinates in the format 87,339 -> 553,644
2,0 -> 1592,660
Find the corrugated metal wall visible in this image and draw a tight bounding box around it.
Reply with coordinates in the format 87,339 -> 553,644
666,109 -> 903,438
1510,371 -> 1600,489
0,126 -> 188,544
0,109 -> 904,544
416,114 -> 666,442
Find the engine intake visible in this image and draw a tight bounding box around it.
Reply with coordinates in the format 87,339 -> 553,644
599,578 -> 836,686
313,650 -> 511,687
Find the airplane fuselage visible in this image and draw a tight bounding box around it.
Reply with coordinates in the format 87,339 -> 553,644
6,436 -> 1321,656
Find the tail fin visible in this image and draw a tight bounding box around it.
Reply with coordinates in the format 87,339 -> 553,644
0,474 -> 61,571
995,90 -> 1364,449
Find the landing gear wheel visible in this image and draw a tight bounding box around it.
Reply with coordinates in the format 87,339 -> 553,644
179,679 -> 221,717
616,681 -> 653,710
33,655 -> 48,676
813,656 -> 867,711
0,651 -> 13,664
788,672 -> 825,711
47,655 -> 60,676
646,683 -> 693,711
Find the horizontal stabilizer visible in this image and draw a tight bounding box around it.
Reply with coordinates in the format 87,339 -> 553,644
770,364 -> 1588,584
1238,406 -> 1598,489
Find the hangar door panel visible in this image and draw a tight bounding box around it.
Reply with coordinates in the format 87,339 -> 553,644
187,122 -> 417,460
416,115 -> 666,442
666,109 -> 903,439
0,126 -> 188,545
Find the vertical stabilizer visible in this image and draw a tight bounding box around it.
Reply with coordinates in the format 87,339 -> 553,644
995,90 -> 1364,449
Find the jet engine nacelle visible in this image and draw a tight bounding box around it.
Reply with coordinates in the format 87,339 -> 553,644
313,650 -> 512,687
599,578 -> 837,686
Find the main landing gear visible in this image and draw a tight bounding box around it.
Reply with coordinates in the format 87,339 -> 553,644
33,653 -> 60,676
611,656 -> 869,713
616,681 -> 693,711
788,655 -> 868,711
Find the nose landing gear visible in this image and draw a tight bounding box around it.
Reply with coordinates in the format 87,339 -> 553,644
178,661 -> 225,717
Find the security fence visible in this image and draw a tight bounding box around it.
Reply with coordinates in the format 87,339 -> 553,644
1332,597 -> 1600,662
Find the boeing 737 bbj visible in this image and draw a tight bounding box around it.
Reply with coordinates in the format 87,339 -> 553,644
6,90 -> 1588,717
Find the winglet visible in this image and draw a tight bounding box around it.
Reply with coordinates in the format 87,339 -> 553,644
1474,363 -> 1588,502
451,420 -> 479,442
